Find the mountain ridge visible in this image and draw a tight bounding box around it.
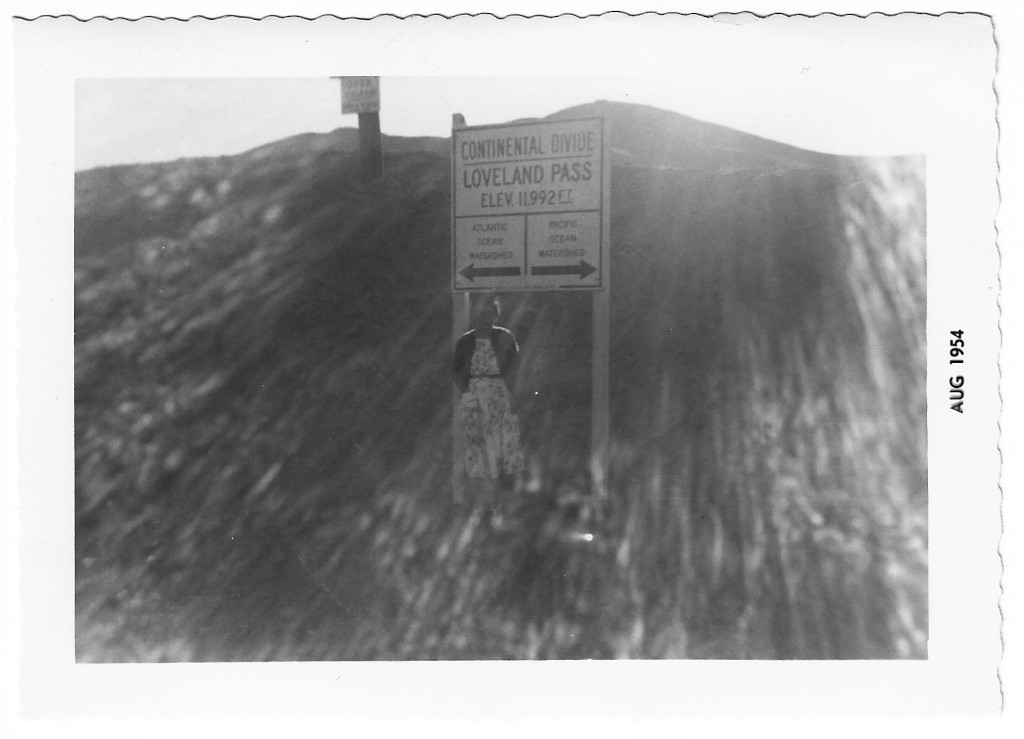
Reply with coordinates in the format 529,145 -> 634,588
79,99 -> 853,177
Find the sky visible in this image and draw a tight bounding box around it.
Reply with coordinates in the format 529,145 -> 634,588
76,69 -> 942,171
69,12 -> 994,170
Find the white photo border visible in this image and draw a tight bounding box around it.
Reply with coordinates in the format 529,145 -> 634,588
10,6 -> 1004,722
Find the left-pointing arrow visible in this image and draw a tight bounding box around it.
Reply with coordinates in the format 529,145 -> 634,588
459,263 -> 522,282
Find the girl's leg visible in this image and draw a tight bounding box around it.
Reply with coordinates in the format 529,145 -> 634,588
466,476 -> 497,507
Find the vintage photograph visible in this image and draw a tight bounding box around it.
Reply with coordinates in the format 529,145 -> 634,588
73,73 -> 927,662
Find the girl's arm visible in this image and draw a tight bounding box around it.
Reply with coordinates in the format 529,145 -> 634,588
503,332 -> 521,398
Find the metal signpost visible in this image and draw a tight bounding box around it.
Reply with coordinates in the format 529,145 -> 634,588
451,117 -> 611,500
335,76 -> 382,180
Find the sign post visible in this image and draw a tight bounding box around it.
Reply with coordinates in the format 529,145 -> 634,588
451,116 -> 610,499
334,76 -> 382,180
451,114 -> 470,504
451,290 -> 470,504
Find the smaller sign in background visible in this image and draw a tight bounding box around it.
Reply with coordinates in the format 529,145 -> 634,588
340,76 -> 380,115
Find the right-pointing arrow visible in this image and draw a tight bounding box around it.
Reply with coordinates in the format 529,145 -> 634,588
530,259 -> 597,280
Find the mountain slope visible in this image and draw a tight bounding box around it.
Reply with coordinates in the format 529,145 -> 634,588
74,102 -> 926,660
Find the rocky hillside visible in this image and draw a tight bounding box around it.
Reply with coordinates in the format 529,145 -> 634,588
75,101 -> 927,660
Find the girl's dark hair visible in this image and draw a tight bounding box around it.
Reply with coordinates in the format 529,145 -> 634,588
472,294 -> 501,324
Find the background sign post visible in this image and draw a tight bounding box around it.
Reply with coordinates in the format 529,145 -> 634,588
334,76 -> 382,181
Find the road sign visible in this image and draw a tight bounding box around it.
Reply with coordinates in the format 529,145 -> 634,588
340,76 -> 380,115
452,118 -> 608,291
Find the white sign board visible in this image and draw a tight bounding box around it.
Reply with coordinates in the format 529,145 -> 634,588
340,76 -> 380,114
452,118 -> 608,291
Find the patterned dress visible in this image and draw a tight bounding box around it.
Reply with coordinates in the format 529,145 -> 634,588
461,337 -> 524,479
